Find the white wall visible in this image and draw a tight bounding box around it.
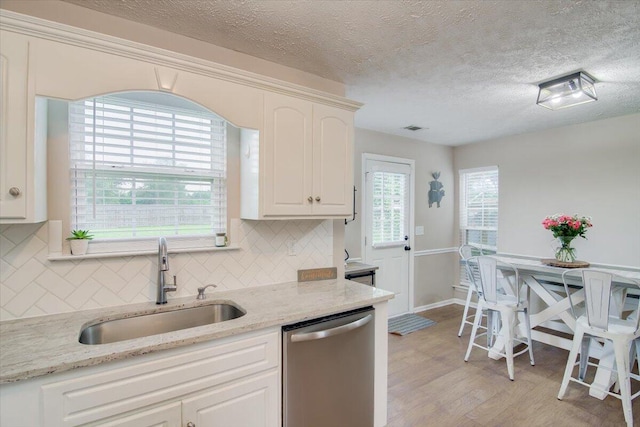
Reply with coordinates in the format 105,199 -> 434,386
345,128 -> 456,308
454,113 -> 640,267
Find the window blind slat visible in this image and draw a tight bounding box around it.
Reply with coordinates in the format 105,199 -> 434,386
69,132 -> 225,151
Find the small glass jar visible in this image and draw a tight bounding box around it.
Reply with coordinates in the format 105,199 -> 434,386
555,236 -> 576,263
215,232 -> 228,247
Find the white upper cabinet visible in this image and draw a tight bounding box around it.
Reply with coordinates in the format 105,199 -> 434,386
242,92 -> 355,219
0,11 -> 361,223
263,92 -> 314,216
312,103 -> 354,216
0,30 -> 47,223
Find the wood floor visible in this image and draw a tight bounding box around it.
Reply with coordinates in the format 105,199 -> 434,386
386,304 -> 637,426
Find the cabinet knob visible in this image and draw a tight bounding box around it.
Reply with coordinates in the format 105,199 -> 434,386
187,423 -> 195,427
8,187 -> 21,197
308,196 -> 313,203
315,196 -> 321,202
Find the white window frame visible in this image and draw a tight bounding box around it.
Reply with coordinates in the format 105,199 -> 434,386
459,166 -> 499,284
66,94 -> 228,256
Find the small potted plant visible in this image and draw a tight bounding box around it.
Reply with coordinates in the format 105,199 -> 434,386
67,229 -> 94,255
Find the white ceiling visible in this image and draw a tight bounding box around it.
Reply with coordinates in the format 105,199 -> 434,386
60,0 -> 640,146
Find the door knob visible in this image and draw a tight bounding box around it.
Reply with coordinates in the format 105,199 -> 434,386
315,196 -> 321,202
8,187 -> 21,197
308,196 -> 313,203
186,423 -> 195,427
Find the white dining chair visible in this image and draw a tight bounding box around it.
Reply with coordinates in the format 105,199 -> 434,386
463,256 -> 535,380
558,269 -> 640,427
457,244 -> 485,337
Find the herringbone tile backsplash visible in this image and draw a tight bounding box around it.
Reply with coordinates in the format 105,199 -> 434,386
0,220 -> 333,321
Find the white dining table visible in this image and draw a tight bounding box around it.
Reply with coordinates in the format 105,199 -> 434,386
491,254 -> 640,400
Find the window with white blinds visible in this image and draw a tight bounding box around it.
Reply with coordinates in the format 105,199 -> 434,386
372,171 -> 408,246
69,94 -> 227,239
459,167 -> 498,251
459,167 -> 498,284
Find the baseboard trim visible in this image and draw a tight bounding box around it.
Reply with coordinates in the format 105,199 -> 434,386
413,299 -> 457,313
411,298 -> 480,314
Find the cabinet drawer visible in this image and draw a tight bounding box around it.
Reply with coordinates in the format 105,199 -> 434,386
88,401 -> 182,427
42,330 -> 279,427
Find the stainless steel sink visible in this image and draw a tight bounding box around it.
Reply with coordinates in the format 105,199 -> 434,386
79,303 -> 246,345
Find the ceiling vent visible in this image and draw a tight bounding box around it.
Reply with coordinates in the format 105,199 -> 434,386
404,125 -> 423,131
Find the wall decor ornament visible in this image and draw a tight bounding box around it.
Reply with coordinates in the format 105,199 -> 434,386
428,172 -> 445,208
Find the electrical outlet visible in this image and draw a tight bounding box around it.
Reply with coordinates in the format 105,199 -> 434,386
287,239 -> 297,256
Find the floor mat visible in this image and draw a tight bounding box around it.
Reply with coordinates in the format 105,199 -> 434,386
388,313 -> 436,336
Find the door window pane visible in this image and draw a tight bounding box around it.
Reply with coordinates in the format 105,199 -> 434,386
372,171 -> 407,245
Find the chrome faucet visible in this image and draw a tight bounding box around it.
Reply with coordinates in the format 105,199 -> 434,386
156,237 -> 177,304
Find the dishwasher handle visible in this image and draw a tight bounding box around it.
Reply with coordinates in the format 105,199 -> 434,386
290,314 -> 372,343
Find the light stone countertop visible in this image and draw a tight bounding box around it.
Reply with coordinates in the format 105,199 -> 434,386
0,279 -> 393,384
345,261 -> 379,275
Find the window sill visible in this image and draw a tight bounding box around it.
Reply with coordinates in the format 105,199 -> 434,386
46,219 -> 242,261
48,245 -> 240,261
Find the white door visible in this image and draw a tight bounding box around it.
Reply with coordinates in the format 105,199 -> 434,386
364,156 -> 413,317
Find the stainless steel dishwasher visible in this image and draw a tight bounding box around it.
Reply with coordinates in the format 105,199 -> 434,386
282,306 -> 375,427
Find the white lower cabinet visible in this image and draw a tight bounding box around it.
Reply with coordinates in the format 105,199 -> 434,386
182,370 -> 279,427
0,329 -> 280,427
92,371 -> 278,427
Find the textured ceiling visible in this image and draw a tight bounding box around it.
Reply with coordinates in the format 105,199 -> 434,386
60,0 -> 640,146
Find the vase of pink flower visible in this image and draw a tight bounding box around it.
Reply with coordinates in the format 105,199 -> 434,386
542,214 -> 592,263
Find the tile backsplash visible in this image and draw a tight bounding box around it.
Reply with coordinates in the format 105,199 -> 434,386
0,220 -> 333,321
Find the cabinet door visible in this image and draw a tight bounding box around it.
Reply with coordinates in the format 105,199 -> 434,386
91,402 -> 181,427
312,103 -> 354,216
263,92 -> 313,216
0,31 -> 30,220
182,370 -> 279,427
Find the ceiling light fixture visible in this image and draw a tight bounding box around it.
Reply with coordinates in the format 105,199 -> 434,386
536,71 -> 597,110
404,125 -> 423,131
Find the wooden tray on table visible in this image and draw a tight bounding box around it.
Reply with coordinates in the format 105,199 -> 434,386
541,259 -> 590,268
